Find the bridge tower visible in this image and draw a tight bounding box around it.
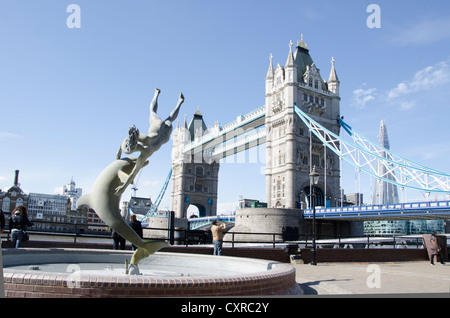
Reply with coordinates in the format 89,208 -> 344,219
264,36 -> 341,209
171,109 -> 220,218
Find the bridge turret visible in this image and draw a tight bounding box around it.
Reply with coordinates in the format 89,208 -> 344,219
284,40 -> 298,85
327,57 -> 340,95
171,110 -> 220,219
265,53 -> 274,95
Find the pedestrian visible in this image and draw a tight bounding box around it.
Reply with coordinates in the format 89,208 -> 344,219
0,209 -> 5,233
111,229 -> 126,250
211,220 -> 226,256
429,232 -> 445,265
9,205 -> 33,248
129,214 -> 143,251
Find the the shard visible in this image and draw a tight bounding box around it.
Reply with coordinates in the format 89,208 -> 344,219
372,119 -> 399,205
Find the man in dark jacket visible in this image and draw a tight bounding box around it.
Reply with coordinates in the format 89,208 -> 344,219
111,230 -> 126,250
129,214 -> 143,250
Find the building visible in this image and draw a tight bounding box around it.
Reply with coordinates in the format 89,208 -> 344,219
238,198 -> 259,209
364,120 -> 407,235
27,178 -> 88,233
126,196 -> 154,221
86,208 -> 107,232
371,120 -> 399,205
27,193 -> 71,232
264,36 -> 341,209
345,193 -> 364,206
63,177 -> 83,211
0,171 -> 91,233
171,109 -> 220,218
0,170 -> 28,216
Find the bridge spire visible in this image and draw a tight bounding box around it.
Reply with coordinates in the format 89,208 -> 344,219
183,114 -> 187,129
373,119 -> 399,205
328,56 -> 339,95
297,34 -> 307,49
265,53 -> 274,80
285,40 -> 295,67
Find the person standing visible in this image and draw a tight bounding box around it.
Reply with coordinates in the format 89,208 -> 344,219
0,209 -> 5,233
429,232 -> 445,265
9,205 -> 33,248
129,214 -> 143,251
211,220 -> 226,256
111,230 -> 126,250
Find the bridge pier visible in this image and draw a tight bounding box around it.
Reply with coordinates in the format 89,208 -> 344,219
228,207 -> 364,242
228,208 -> 304,242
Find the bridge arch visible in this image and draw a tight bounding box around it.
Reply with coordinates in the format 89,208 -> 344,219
187,203 -> 207,218
301,185 -> 325,208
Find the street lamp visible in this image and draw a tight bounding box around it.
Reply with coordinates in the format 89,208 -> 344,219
309,165 -> 320,266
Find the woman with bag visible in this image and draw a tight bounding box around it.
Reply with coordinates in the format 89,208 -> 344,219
9,205 -> 33,248
429,232 -> 445,265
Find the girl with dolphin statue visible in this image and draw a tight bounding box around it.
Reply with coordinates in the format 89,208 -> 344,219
77,88 -> 184,274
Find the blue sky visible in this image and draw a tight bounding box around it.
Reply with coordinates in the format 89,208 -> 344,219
1,0 -> 450,213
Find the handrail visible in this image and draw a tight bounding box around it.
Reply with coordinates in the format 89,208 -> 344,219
2,226 -> 439,250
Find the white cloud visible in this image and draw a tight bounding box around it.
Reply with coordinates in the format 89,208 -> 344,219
352,84 -> 377,108
0,176 -> 7,190
142,180 -> 159,187
0,132 -> 22,141
404,141 -> 450,162
393,18 -> 450,46
388,60 -> 450,99
53,186 -> 64,195
217,201 -> 238,214
400,101 -> 415,111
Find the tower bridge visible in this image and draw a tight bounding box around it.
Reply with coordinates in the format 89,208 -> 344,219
139,35 -> 450,233
171,35 -> 341,219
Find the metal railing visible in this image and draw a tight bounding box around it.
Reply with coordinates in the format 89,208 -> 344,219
2,220 -> 445,250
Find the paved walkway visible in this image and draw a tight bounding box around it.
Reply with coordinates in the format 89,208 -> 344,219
292,261 -> 450,295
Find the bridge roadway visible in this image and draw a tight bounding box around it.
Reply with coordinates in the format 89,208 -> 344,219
303,200 -> 450,221
188,200 -> 450,229
182,105 -> 266,158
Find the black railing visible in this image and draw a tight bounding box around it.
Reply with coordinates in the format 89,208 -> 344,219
1,220 -> 438,250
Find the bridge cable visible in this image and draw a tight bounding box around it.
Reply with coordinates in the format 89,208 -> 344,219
294,104 -> 450,194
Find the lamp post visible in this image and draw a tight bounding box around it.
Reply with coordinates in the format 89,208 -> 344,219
309,165 -> 320,266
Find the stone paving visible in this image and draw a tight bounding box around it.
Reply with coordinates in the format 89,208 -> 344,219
292,261 -> 450,295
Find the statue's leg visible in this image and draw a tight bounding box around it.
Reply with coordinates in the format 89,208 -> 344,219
150,88 -> 161,117
166,92 -> 184,123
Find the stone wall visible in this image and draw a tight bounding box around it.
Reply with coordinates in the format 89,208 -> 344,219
228,208 -> 305,242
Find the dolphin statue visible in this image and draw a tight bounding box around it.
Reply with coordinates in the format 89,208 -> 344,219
76,157 -> 169,274
77,88 -> 183,274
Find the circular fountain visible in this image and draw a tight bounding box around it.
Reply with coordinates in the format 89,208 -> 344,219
2,248 -> 302,297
